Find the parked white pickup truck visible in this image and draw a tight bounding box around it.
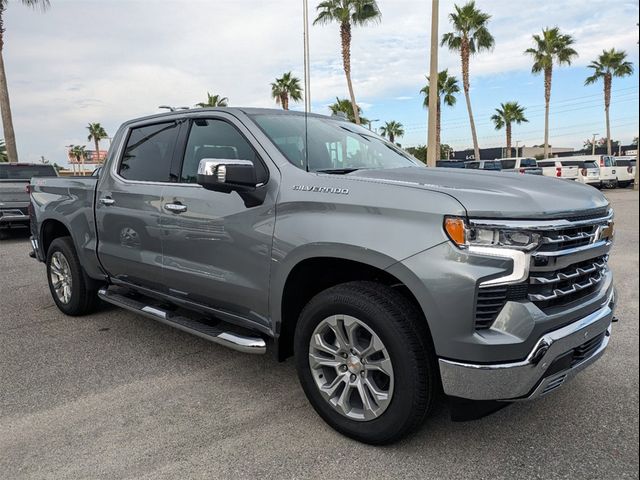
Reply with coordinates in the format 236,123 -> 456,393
537,159 -> 579,181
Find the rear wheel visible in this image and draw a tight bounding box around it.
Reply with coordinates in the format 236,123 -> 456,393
294,281 -> 436,444
46,236 -> 100,316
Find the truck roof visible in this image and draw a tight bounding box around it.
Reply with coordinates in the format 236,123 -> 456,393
123,107 -> 341,126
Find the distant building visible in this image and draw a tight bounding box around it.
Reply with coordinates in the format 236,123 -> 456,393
66,149 -> 107,175
555,143 -> 637,157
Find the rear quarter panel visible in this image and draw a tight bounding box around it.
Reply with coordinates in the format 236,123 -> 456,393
30,177 -> 103,279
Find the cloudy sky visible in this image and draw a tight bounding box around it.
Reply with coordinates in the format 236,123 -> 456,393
3,0 -> 639,165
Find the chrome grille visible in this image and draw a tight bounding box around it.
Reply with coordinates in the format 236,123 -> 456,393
473,210 -> 612,329
538,225 -> 597,252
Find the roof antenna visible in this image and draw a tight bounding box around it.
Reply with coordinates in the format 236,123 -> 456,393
303,0 -> 311,172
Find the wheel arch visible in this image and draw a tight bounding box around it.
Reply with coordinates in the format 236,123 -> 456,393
272,246 -> 432,361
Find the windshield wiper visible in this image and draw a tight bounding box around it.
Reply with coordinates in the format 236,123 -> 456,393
315,168 -> 363,174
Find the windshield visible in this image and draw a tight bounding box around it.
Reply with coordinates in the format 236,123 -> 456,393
0,164 -> 57,180
250,114 -> 419,172
482,161 -> 502,170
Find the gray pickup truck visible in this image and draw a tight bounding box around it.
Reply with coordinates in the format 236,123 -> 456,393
30,108 -> 617,444
0,163 -> 57,238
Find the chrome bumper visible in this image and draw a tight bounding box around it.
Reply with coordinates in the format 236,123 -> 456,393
439,290 -> 616,401
0,209 -> 29,224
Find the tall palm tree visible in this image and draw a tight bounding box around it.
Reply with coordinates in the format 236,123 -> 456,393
87,122 -> 108,164
379,121 -> 404,144
0,139 -> 7,162
490,102 -> 528,158
195,92 -> 229,108
69,145 -> 87,176
328,97 -> 368,124
525,27 -> 578,159
585,49 -> 634,155
0,0 -> 50,163
313,0 -> 381,125
420,69 -> 459,160
441,1 -> 494,162
271,72 -> 303,110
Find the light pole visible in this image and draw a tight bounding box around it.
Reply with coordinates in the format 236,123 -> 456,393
303,0 -> 311,114
368,119 -> 380,132
426,0 -> 439,167
591,133 -> 598,156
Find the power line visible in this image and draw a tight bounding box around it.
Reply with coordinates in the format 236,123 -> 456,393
402,86 -> 639,129
403,94 -> 639,132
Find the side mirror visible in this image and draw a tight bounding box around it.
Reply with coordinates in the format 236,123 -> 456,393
197,159 -> 258,192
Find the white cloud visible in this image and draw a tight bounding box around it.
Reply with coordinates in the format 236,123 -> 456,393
2,0 -> 638,162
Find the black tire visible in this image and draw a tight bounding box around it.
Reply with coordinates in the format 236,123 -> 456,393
46,236 -> 100,316
294,281 -> 436,444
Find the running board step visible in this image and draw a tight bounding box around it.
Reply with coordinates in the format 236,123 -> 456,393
98,288 -> 266,354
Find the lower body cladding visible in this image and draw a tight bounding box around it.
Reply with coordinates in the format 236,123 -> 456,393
439,289 -> 615,401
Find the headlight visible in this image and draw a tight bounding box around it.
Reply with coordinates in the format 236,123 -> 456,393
444,217 -> 541,251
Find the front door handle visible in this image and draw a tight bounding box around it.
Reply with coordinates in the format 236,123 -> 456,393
164,203 -> 188,214
99,197 -> 115,206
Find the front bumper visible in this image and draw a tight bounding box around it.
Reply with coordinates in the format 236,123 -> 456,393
439,289 -> 616,401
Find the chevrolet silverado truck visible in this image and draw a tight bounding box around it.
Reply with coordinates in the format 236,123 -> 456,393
30,108 -> 617,444
0,163 -> 56,238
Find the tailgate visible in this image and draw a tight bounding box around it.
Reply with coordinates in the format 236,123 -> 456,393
562,166 -> 579,179
0,181 -> 29,204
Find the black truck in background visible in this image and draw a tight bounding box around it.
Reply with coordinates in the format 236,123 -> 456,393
0,163 -> 57,238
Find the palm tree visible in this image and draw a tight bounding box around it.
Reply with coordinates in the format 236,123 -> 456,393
195,92 -> 229,108
420,69 -> 459,160
87,122 -> 108,164
314,0 -> 381,125
0,139 -> 7,162
379,121 -> 404,144
271,72 -> 303,110
0,0 -> 50,163
441,1 -> 494,162
490,102 -> 528,158
525,27 -> 578,159
328,97 -> 368,124
69,145 -> 87,176
585,49 -> 634,155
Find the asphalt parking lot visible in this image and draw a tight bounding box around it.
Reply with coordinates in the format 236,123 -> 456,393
0,189 -> 638,480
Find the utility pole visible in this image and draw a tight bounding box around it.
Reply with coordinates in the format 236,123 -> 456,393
303,0 -> 311,114
515,140 -> 521,157
591,133 -> 598,156
635,132 -> 639,190
426,0 -> 439,167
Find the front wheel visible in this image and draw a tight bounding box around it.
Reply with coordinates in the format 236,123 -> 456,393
294,281 -> 436,444
46,236 -> 100,316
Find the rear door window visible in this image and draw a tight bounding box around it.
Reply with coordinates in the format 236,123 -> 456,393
537,161 -> 555,167
465,162 -> 479,169
119,122 -> 179,182
602,156 -> 615,167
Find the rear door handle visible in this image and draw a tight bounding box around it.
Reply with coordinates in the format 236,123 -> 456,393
164,203 -> 187,213
99,197 -> 115,206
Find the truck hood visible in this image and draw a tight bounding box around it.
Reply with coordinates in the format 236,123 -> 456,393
348,167 -> 609,219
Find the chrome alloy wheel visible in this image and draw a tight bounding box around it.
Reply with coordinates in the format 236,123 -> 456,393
50,251 -> 73,304
309,315 -> 394,421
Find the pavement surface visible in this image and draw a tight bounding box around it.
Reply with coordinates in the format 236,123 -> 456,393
1,189 -> 638,480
